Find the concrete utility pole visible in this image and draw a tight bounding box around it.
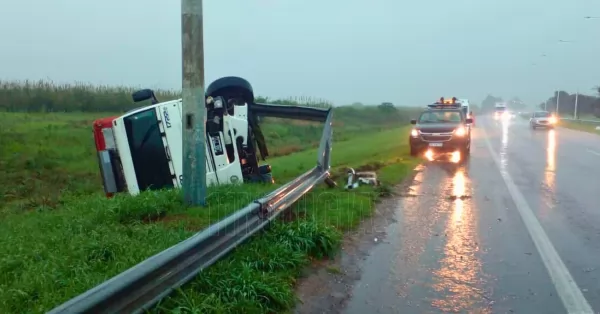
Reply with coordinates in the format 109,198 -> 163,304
556,91 -> 560,114
181,0 -> 207,206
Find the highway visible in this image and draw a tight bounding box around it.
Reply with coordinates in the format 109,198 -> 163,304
298,116 -> 600,314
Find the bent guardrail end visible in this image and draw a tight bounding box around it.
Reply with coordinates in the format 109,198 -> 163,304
317,109 -> 333,174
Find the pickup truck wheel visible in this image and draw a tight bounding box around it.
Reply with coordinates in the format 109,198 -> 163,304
410,146 -> 418,156
461,146 -> 470,158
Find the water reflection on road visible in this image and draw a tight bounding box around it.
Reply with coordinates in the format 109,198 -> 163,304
431,167 -> 491,313
545,129 -> 556,190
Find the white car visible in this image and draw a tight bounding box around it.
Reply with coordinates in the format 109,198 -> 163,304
529,111 -> 557,130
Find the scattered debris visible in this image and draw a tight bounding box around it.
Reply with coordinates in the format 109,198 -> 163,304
345,168 -> 380,190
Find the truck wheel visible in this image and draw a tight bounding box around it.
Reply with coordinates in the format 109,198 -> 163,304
461,144 -> 470,160
410,146 -> 418,156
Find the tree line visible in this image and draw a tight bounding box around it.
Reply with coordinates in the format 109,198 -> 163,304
537,88 -> 600,118
0,79 -> 419,126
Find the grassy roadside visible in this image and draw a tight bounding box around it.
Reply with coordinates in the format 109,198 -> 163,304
0,126 -> 417,314
557,120 -> 600,134
0,111 -> 402,214
152,128 -> 418,314
518,113 -> 600,134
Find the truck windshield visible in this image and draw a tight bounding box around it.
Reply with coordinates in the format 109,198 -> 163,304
418,111 -> 462,123
534,112 -> 550,118
495,107 -> 506,112
123,109 -> 174,192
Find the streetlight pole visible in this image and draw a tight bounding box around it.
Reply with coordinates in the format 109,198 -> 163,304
181,0 -> 207,206
556,91 -> 560,114
574,91 -> 579,119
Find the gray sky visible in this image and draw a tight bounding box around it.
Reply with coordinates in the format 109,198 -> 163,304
1,0 -> 599,106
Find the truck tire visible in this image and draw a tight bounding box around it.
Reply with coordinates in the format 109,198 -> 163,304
206,76 -> 254,104
410,146 -> 418,156
461,143 -> 471,160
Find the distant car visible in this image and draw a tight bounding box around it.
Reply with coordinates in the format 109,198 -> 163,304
530,111 -> 557,129
409,98 -> 472,160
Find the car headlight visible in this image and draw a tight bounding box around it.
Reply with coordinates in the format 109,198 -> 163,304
549,117 -> 557,124
454,126 -> 466,136
411,129 -> 418,137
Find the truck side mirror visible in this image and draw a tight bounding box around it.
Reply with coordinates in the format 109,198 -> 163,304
410,119 -> 417,125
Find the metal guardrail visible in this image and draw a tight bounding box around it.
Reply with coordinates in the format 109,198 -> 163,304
48,110 -> 334,314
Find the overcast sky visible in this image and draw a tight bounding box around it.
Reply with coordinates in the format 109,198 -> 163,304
1,0 -> 599,106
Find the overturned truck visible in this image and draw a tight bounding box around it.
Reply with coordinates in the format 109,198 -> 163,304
93,76 -> 332,197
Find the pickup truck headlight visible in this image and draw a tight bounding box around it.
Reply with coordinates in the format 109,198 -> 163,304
454,126 -> 466,136
549,116 -> 557,124
411,129 -> 418,137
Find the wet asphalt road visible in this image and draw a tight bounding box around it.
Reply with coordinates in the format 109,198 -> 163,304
344,116 -> 600,314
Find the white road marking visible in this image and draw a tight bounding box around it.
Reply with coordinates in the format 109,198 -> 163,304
480,126 -> 594,314
586,149 -> 600,156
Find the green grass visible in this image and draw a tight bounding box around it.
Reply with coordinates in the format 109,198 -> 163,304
0,106 -> 418,213
558,120 -> 600,134
0,126 -> 417,314
0,80 -> 421,313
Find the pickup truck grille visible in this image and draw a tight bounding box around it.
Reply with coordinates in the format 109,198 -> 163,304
420,132 -> 453,142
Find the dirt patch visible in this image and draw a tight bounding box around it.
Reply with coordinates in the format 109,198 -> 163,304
293,168 -> 420,314
140,211 -> 167,224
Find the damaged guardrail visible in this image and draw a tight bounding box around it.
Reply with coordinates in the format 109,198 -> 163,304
48,110 -> 334,314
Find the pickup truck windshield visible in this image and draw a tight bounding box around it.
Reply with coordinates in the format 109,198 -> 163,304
418,111 -> 462,123
123,108 -> 174,191
533,112 -> 550,118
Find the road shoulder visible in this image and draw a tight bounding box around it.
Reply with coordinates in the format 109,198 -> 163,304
293,169 -> 421,314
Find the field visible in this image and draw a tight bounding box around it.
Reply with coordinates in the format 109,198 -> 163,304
0,81 -> 419,313
557,119 -> 600,134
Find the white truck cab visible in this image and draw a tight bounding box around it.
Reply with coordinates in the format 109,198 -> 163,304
109,98 -> 247,195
